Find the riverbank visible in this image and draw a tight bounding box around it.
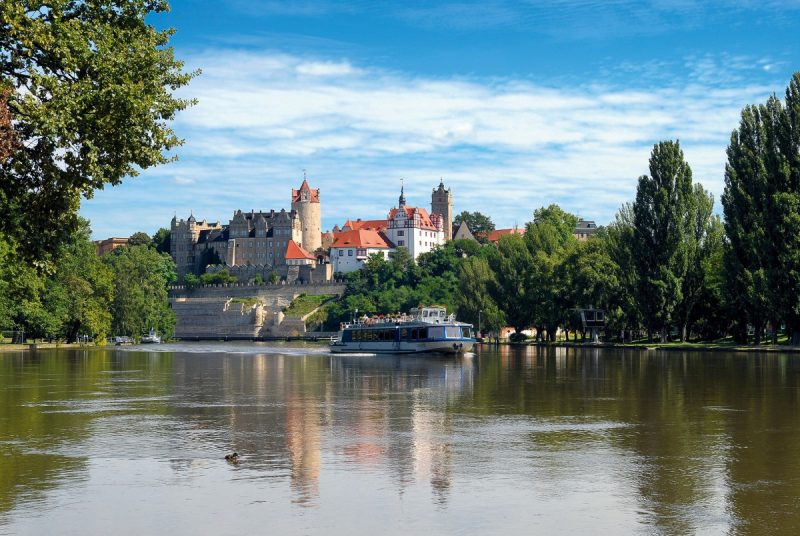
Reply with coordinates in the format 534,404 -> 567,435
0,342 -> 96,353
497,340 -> 800,353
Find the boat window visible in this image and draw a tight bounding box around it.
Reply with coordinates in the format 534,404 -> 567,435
445,326 -> 461,338
427,327 -> 445,340
462,327 -> 472,338
342,330 -> 352,342
400,328 -> 408,340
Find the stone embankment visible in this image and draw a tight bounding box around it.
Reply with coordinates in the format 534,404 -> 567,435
169,281 -> 346,340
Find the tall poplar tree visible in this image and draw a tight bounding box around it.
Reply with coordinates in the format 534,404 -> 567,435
633,141 -> 693,341
723,73 -> 800,344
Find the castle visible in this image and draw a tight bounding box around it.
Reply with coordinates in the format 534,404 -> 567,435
170,178 -> 325,283
170,176 -> 454,281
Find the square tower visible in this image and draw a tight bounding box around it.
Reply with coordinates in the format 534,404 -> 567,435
431,179 -> 453,240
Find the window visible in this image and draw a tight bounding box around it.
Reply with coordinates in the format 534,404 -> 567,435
398,230 -> 404,236
348,249 -> 353,256
398,240 -> 404,246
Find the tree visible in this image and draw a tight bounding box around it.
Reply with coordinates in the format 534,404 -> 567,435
0,1 -> 196,267
603,205 -> 641,341
103,245 -> 176,338
454,211 -> 495,240
525,204 -> 579,341
632,141 -> 694,342
128,232 -> 151,247
151,227 -> 171,254
43,221 -> 113,341
486,233 -> 534,335
673,185 -> 723,341
722,73 -> 800,344
0,86 -> 16,162
458,256 -> 504,336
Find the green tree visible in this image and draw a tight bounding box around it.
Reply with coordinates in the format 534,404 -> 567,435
0,0 -> 196,267
486,233 -> 534,336
603,205 -> 641,340
151,227 -> 171,254
43,222 -> 114,341
722,74 -> 800,344
103,245 -> 176,338
454,211 -> 495,239
673,185 -> 723,341
525,204 -> 579,340
633,141 -> 694,342
127,231 -> 151,247
457,256 -> 504,336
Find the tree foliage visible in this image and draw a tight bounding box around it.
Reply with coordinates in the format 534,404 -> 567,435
632,141 -> 694,341
0,0 -> 196,267
454,211 -> 495,238
723,73 -> 800,343
102,244 -> 176,338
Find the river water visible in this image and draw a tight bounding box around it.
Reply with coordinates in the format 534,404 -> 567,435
1,343 -> 799,535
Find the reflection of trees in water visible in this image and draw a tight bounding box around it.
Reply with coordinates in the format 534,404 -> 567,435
467,346 -> 800,534
0,349 -> 173,517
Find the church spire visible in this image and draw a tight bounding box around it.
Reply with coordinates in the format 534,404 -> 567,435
399,178 -> 406,207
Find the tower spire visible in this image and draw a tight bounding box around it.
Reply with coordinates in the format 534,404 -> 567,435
399,178 -> 406,207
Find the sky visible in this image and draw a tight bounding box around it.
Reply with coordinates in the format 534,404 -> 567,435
80,0 -> 800,239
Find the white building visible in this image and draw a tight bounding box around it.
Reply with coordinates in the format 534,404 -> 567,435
331,229 -> 393,273
383,185 -> 445,260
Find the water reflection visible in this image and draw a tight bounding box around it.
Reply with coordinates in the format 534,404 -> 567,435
1,344 -> 800,534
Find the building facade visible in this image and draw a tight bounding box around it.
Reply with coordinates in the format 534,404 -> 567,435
170,178 -> 323,283
331,229 -> 392,273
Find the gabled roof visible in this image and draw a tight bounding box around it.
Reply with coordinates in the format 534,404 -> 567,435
285,240 -> 316,260
388,206 -> 438,231
484,228 -> 525,243
292,179 -> 320,203
332,229 -> 393,249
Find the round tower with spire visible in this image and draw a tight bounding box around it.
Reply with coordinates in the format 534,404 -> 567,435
431,178 -> 453,240
291,172 -> 322,252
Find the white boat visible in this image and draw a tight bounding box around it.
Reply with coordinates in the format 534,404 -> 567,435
330,306 -> 475,355
141,328 -> 161,344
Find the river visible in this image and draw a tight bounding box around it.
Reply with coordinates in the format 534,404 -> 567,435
0,343 -> 798,535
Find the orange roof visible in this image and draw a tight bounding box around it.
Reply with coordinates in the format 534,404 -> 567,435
388,206 -> 438,231
285,240 -> 316,260
342,218 -> 388,231
484,228 -> 525,242
291,179 -> 320,203
332,229 -> 392,249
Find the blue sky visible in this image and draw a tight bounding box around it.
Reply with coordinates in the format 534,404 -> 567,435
81,0 -> 800,239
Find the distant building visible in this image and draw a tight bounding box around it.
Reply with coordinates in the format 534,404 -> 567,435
383,183 -> 446,260
95,237 -> 128,255
452,221 -> 476,241
170,177 -> 326,283
332,180 -> 452,272
331,229 -> 393,273
574,219 -> 598,240
483,228 -> 525,243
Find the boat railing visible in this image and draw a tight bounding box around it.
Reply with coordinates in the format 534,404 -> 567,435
340,312 -> 458,330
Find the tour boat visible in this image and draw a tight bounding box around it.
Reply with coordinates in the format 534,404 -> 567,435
330,306 -> 475,354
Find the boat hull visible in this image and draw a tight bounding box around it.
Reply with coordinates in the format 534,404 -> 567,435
330,339 -> 474,355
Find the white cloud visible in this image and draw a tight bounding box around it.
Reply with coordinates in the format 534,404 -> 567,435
82,49 -> 784,239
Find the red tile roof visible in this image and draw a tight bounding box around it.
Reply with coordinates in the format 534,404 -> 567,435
484,228 -> 525,243
291,179 -> 320,203
342,218 -> 388,232
332,229 -> 392,249
285,240 -> 316,260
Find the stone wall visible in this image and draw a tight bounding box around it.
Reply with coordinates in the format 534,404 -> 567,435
169,281 -> 346,340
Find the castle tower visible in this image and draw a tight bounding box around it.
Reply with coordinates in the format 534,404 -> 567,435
431,179 -> 453,240
291,174 -> 322,252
